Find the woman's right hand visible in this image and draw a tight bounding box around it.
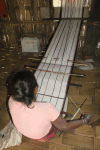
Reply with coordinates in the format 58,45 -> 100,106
82,114 -> 91,125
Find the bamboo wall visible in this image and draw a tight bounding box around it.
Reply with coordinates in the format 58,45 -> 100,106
0,0 -> 55,48
0,0 -> 95,52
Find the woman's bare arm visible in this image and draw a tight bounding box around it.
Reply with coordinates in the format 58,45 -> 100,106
52,114 -> 91,131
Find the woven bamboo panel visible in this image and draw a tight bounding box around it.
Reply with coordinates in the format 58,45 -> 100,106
67,102 -> 100,120
74,125 -> 95,137
73,148 -> 89,150
94,137 -> 100,150
22,136 -> 50,150
63,133 -> 94,150
80,105 -> 100,115
6,141 -> 50,150
40,7 -> 50,19
90,115 -> 100,125
2,0 -> 53,47
48,143 -> 72,150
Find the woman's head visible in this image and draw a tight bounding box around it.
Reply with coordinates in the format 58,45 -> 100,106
11,70 -> 38,107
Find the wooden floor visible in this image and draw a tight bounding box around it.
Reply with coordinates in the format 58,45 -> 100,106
0,47 -> 100,150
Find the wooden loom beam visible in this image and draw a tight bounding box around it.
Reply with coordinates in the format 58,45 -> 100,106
1,20 -> 50,25
42,17 -> 100,20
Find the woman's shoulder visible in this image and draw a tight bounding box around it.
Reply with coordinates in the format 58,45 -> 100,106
36,102 -> 53,108
36,102 -> 56,111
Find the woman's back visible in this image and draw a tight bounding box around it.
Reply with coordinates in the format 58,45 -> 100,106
9,96 -> 60,139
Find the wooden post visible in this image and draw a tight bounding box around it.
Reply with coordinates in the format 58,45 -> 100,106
49,0 -> 54,40
49,0 -> 54,19
6,0 -> 21,45
31,0 -> 34,21
0,18 -> 4,46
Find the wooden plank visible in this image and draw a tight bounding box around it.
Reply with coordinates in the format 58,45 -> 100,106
95,126 -> 100,138
95,89 -> 100,105
63,133 -> 94,150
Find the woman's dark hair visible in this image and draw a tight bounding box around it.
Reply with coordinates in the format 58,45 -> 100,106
12,70 -> 38,106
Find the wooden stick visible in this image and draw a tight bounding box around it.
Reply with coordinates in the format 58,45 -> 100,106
29,57 -> 87,67
42,17 -> 100,21
28,58 -> 41,61
25,66 -> 86,77
43,57 -> 87,66
67,60 -> 88,66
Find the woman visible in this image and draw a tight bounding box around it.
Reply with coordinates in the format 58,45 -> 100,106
8,70 -> 91,142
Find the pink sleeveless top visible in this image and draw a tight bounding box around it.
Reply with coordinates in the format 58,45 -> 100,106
8,96 -> 60,139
